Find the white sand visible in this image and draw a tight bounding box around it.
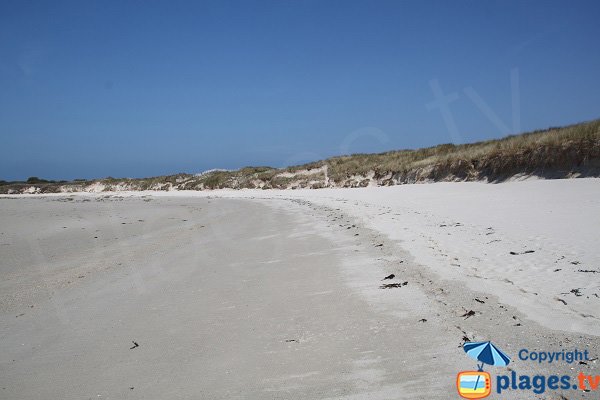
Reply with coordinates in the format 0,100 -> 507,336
1,179 -> 598,399
105,178 -> 600,336
0,196 -> 475,399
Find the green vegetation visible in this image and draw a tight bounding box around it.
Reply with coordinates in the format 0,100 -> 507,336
2,119 -> 599,194
324,119 -> 600,183
26,177 -> 54,184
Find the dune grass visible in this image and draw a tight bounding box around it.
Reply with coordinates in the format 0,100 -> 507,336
321,119 -> 600,183
2,119 -> 599,193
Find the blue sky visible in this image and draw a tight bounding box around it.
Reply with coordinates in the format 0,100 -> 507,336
1,0 -> 599,180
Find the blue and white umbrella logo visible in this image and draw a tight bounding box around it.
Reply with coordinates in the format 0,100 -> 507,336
463,341 -> 511,371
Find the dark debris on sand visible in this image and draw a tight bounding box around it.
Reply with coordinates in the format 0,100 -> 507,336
379,282 -> 408,289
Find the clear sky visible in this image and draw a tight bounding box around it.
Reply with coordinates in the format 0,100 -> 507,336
1,0 -> 599,180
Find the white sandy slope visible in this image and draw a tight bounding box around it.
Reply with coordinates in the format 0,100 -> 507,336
70,178 -> 599,337
8,178 -> 599,336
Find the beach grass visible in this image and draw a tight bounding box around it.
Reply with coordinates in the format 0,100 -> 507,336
2,118 -> 599,193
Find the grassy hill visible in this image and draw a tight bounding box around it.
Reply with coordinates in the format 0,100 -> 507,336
2,119 -> 599,194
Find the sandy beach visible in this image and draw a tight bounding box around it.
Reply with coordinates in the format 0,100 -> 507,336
2,1 -> 599,398
1,179 -> 599,399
